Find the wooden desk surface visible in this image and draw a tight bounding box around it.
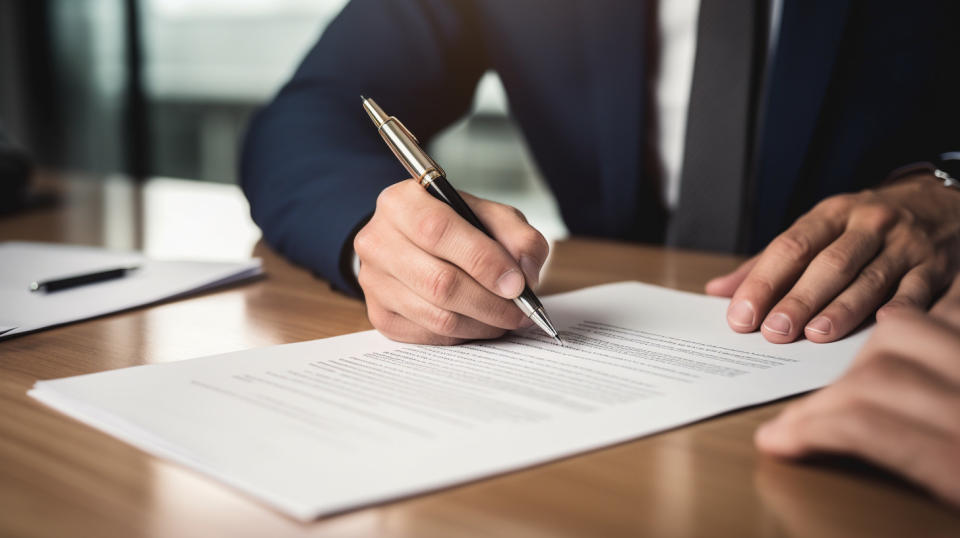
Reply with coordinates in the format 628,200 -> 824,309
2,176 -> 958,537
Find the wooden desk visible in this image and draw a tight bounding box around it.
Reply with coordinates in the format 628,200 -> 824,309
2,175 -> 958,537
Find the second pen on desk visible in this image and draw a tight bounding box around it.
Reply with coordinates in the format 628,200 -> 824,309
361,96 -> 562,345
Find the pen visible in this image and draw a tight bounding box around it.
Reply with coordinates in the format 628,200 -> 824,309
361,96 -> 563,346
30,266 -> 140,293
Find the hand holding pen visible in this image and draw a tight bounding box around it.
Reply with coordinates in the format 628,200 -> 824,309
354,97 -> 561,346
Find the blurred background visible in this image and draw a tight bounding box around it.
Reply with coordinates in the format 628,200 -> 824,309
0,0 -> 566,260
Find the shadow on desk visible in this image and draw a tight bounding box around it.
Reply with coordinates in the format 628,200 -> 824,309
755,458 -> 956,537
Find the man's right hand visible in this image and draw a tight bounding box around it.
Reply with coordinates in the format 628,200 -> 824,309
755,274 -> 960,508
353,179 -> 550,345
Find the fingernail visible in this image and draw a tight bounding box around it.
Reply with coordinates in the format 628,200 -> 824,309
520,255 -> 540,288
763,313 -> 792,335
496,269 -> 524,298
519,316 -> 535,328
806,316 -> 832,335
728,300 -> 756,328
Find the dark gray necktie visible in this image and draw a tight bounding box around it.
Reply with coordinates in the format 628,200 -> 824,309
667,0 -> 763,252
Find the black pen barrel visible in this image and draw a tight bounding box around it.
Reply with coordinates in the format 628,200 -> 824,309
425,176 -> 490,234
424,176 -> 541,308
38,268 -> 129,292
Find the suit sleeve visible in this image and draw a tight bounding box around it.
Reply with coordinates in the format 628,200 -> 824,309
240,0 -> 488,295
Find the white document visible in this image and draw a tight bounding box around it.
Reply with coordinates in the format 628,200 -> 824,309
29,282 -> 871,520
0,242 -> 262,338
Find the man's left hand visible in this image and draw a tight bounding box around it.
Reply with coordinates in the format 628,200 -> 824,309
706,174 -> 960,343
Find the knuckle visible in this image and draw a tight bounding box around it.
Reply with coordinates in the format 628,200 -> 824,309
522,228 -> 549,257
427,308 -> 461,336
891,224 -> 929,254
899,209 -> 919,228
462,242 -> 502,279
352,227 -> 373,259
817,246 -> 857,275
511,206 -> 529,223
426,267 -> 459,304
896,237 -> 927,264
858,264 -> 890,292
375,183 -> 400,211
771,230 -> 815,264
854,204 -> 900,231
780,294 -> 815,315
742,274 -> 776,300
816,193 -> 855,217
417,210 -> 453,249
827,297 -> 858,321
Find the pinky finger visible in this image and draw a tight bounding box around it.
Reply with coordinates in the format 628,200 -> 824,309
876,263 -> 945,321
366,297 -> 465,346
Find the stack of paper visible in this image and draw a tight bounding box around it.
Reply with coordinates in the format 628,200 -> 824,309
0,241 -> 262,338
28,282 -> 871,520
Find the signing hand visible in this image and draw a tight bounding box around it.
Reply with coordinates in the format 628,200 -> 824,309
706,174 -> 960,343
755,274 -> 960,508
353,180 -> 549,345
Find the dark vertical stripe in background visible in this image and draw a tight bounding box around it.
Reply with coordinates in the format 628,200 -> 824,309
124,0 -> 150,180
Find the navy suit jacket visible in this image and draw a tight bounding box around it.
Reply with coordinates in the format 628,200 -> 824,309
241,0 -> 960,295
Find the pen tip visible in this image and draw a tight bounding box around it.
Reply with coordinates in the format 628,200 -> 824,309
360,94 -> 367,101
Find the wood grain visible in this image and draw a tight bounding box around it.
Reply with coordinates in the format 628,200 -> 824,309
1,175 -> 957,537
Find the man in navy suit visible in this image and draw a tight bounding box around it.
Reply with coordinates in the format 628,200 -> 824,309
242,0 -> 960,346
242,0 -> 960,505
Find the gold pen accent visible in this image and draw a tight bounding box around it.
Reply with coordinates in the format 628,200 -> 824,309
362,97 -> 445,186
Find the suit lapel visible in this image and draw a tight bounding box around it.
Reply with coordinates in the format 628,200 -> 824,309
751,0 -> 852,250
